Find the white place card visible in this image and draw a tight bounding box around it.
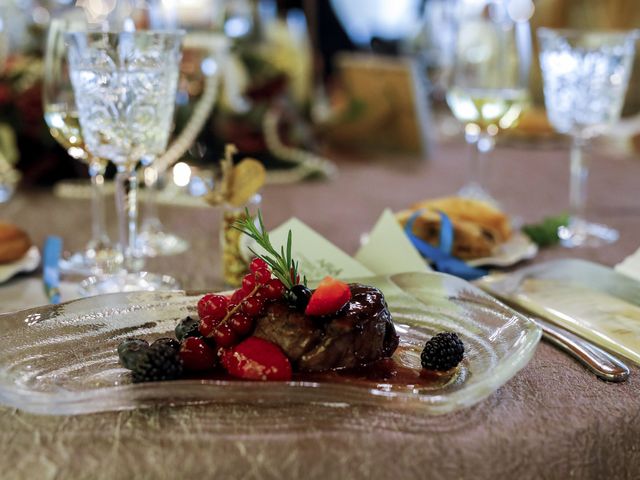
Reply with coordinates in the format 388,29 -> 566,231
355,209 -> 430,276
255,218 -> 373,283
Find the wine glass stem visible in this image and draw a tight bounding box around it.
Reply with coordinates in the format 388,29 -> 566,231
142,166 -> 162,231
467,130 -> 495,189
88,158 -> 109,247
569,136 -> 589,232
115,166 -> 141,273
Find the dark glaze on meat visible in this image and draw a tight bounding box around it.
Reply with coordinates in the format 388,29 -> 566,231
253,284 -> 399,372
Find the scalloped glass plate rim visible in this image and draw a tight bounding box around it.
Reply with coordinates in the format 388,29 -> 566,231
0,272 -> 541,415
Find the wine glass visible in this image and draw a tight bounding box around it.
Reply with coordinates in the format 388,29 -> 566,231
43,16 -> 118,274
538,28 -> 636,248
66,30 -> 184,294
446,0 -> 532,204
110,2 -> 226,258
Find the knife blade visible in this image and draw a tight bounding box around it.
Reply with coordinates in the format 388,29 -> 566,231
475,278 -> 630,382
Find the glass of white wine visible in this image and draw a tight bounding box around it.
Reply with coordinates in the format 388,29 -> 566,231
43,15 -> 118,274
67,30 -> 184,295
446,0 -> 531,204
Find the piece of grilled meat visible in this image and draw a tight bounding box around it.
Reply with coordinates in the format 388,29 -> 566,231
253,284 -> 399,372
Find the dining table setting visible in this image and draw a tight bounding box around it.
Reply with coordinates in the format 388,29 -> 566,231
0,1 -> 640,479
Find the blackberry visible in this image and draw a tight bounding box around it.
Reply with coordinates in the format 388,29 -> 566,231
131,343 -> 183,383
284,285 -> 312,312
152,337 -> 180,351
420,332 -> 465,371
117,338 -> 149,370
175,316 -> 201,342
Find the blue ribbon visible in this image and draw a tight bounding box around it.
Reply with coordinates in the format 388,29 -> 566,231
405,210 -> 488,281
43,236 -> 62,305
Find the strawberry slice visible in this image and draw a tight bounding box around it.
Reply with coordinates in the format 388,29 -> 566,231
305,276 -> 351,317
222,337 -> 292,381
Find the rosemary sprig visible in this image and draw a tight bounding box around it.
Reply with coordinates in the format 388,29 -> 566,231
233,209 -> 303,289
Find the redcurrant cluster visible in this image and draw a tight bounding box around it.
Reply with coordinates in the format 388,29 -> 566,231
179,258 -> 286,373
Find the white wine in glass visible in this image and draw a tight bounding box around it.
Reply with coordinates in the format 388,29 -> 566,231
67,30 -> 184,295
446,87 -> 529,130
43,16 -> 116,273
446,1 -> 532,204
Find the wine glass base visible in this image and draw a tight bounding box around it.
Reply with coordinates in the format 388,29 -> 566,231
59,248 -> 122,276
457,182 -> 499,207
78,272 -> 180,297
558,222 -> 619,248
137,230 -> 189,257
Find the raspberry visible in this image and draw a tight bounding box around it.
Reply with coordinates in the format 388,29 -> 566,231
249,258 -> 268,273
197,294 -> 228,321
180,337 -> 217,371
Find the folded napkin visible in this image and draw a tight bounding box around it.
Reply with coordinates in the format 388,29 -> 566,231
615,247 -> 640,282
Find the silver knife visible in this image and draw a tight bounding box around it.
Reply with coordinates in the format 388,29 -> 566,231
476,279 -> 630,382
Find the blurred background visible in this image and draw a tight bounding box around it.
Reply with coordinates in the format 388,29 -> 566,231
1,0 -> 639,190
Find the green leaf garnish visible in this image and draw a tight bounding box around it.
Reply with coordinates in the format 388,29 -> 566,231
522,214 -> 569,247
233,209 -> 302,289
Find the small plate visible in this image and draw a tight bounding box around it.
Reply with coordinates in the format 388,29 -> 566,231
0,272 -> 540,415
0,246 -> 40,284
467,231 -> 538,268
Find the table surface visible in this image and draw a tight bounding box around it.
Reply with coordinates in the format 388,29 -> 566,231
0,141 -> 639,480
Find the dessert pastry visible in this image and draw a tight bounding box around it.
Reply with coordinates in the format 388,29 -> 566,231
397,197 -> 512,260
0,222 -> 31,264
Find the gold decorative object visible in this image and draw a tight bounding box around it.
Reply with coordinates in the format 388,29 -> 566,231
206,144 -> 266,286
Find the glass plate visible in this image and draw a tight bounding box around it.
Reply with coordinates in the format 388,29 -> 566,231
0,272 -> 540,415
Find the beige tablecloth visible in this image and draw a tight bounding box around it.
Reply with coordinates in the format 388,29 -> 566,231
0,141 -> 639,479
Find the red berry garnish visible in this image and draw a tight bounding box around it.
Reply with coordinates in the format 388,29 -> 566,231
223,336 -> 292,381
242,273 -> 257,291
305,276 -> 351,317
263,278 -> 285,301
229,312 -> 254,336
197,294 -> 228,321
180,337 -> 217,371
212,324 -> 237,348
199,314 -> 220,337
230,288 -> 248,304
241,296 -> 265,317
253,267 -> 271,285
249,258 -> 269,273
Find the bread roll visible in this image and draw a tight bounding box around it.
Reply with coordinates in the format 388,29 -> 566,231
0,223 -> 31,264
410,197 -> 512,242
396,208 -> 499,260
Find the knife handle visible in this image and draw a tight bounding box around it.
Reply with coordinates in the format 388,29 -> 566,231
536,318 -> 630,382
